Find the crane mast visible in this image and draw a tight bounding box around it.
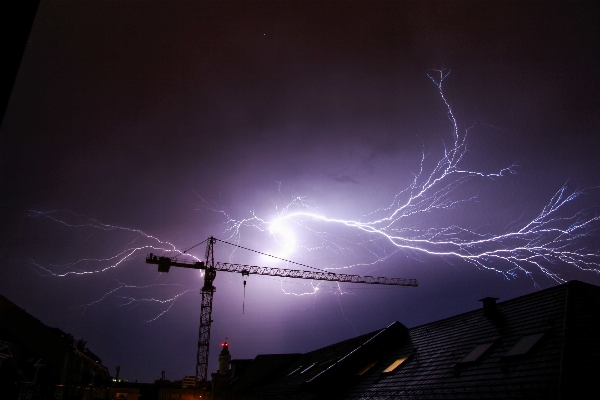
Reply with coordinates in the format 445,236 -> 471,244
198,236 -> 216,384
146,236 -> 418,382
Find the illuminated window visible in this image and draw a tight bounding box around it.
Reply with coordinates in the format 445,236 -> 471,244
355,362 -> 376,376
458,341 -> 495,364
382,356 -> 408,373
504,333 -> 545,357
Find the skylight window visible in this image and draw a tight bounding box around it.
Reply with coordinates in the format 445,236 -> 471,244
300,362 -> 318,374
286,366 -> 303,376
382,356 -> 408,373
355,362 -> 376,376
504,332 -> 545,357
458,341 -> 495,364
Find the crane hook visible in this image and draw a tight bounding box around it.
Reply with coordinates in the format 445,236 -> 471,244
241,270 -> 249,314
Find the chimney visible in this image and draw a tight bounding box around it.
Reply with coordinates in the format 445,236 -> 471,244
218,341 -> 231,374
115,366 -> 120,380
479,297 -> 499,318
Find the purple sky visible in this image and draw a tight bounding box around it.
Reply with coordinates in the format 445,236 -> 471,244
1,1 -> 600,383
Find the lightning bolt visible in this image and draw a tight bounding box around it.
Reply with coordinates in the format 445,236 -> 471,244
27,210 -> 203,320
77,280 -> 198,322
29,70 -> 600,324
196,70 -> 600,286
28,209 -> 203,277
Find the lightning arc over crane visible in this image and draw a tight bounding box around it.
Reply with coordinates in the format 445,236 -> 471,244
146,236 -> 418,382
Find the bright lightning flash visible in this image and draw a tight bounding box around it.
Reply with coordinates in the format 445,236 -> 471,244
267,218 -> 297,257
30,70 -> 600,320
200,70 -> 600,286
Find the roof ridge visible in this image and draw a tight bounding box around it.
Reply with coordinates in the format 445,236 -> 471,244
405,281 -> 582,331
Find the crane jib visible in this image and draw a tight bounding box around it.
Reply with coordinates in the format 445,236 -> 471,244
146,254 -> 418,287
214,262 -> 418,287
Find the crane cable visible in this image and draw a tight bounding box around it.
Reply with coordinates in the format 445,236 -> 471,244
241,270 -> 249,315
214,238 -> 335,274
243,277 -> 246,315
179,236 -> 337,315
181,238 -> 208,254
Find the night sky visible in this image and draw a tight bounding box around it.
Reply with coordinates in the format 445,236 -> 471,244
2,1 -> 600,383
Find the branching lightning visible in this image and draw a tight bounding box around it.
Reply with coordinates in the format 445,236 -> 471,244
78,280 -> 197,323
27,210 -> 202,320
28,209 -> 202,277
198,70 -> 600,285
30,70 -> 600,322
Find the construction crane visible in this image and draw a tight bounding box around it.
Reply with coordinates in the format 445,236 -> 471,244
146,236 -> 418,382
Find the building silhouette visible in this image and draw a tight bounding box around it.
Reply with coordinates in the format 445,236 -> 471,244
0,294 -> 110,399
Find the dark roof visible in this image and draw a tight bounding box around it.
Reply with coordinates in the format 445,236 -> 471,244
0,293 -> 110,386
226,280 -> 600,400
229,354 -> 301,392
344,280 -> 600,399
235,322 -> 408,398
